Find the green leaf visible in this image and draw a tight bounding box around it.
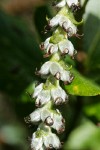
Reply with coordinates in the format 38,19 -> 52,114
64,121 -> 100,150
65,69 -> 100,96
83,103 -> 100,120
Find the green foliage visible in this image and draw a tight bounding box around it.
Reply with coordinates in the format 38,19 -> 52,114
64,121 -> 100,150
65,69 -> 100,96
84,103 -> 100,120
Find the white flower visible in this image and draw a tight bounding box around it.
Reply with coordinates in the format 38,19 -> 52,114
51,85 -> 68,105
40,38 -> 50,51
51,110 -> 65,134
40,37 -> 59,57
33,83 -> 43,98
35,90 -> 51,107
38,62 -> 52,75
40,38 -> 75,57
59,16 -> 77,36
41,109 -> 65,133
48,14 -> 77,37
43,132 -> 61,149
54,0 -> 66,8
25,105 -> 65,133
31,109 -> 41,123
66,0 -> 79,7
31,127 -> 61,150
48,14 -> 61,28
32,84 -> 50,107
31,132 -> 43,150
39,61 -> 73,84
41,39 -> 58,57
48,14 -> 60,27
58,39 -> 75,56
54,0 -> 79,8
32,82 -> 68,107
59,15 -> 77,36
24,108 -> 41,124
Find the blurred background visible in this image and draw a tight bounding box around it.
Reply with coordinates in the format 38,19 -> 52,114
0,0 -> 100,150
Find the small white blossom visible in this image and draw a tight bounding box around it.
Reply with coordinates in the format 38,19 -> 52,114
30,108 -> 41,123
31,127 -> 61,150
61,70 -> 73,84
40,37 -> 75,57
31,132 -> 43,150
40,38 -> 58,57
24,108 -> 41,124
38,61 -> 52,75
48,14 -> 61,27
43,43 -> 58,58
41,109 -> 65,133
40,38 -> 50,51
51,85 -> 68,105
32,82 -> 68,107
39,61 -> 73,83
48,14 -> 61,28
58,39 -> 75,56
66,0 -> 79,7
43,132 -> 61,149
51,110 -> 65,133
54,0 -> 66,8
59,15 -> 77,36
25,106 -> 65,133
54,0 -> 79,8
50,62 -> 63,78
33,83 -> 43,98
35,90 -> 51,107
32,83 -> 51,107
48,14 -> 77,37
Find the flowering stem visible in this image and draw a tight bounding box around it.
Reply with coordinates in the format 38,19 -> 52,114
25,0 -> 82,149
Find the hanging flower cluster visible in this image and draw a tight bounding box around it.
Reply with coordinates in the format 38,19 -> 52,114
25,0 -> 82,149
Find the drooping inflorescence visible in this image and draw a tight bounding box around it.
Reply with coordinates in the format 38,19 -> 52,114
25,0 -> 82,149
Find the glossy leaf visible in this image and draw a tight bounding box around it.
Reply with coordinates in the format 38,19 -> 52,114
65,69 -> 100,96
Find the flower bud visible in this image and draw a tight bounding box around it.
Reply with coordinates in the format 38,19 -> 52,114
45,116 -> 54,126
32,83 -> 43,98
51,110 -> 65,133
54,97 -> 63,105
55,72 -> 61,80
25,109 -> 41,124
35,90 -> 51,107
58,39 -> 75,56
51,85 -> 68,104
